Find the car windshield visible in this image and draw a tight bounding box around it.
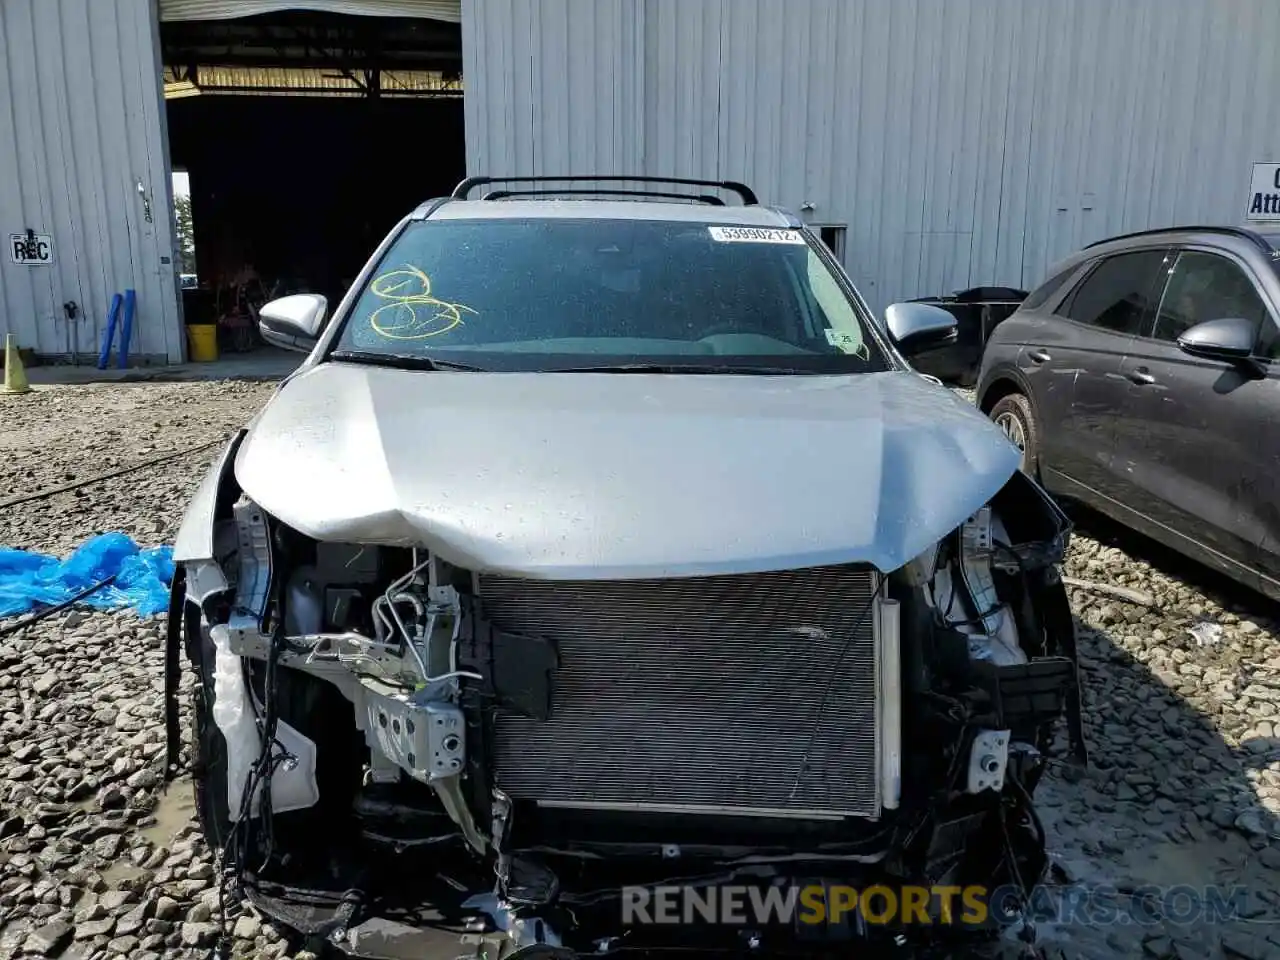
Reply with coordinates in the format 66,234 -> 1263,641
331,217 -> 889,373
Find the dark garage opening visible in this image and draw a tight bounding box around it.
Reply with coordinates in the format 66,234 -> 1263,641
161,10 -> 463,354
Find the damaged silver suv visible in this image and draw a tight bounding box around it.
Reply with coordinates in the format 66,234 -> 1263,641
166,176 -> 1085,959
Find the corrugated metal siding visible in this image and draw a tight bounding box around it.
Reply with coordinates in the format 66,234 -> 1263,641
159,0 -> 461,21
463,0 -> 646,177
462,0 -> 1280,313
0,0 -> 183,362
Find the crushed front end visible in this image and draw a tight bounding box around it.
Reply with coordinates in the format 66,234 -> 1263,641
167,451 -> 1084,959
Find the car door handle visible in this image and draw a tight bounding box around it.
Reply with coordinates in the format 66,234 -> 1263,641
1126,367 -> 1156,386
1028,350 -> 1051,364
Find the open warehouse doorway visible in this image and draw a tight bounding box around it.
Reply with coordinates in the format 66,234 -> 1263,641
158,3 -> 463,356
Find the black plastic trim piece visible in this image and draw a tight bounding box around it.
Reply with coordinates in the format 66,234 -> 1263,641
164,565 -> 186,782
452,175 -> 758,205
457,594 -> 557,721
411,196 -> 455,221
1032,568 -> 1089,767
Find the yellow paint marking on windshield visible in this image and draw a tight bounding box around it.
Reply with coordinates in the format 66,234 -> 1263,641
369,265 -> 477,340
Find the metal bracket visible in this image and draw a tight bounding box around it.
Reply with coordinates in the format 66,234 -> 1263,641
424,582 -> 461,676
228,629 -> 361,697
183,558 -> 229,605
959,507 -> 1003,635
366,751 -> 401,785
875,593 -> 901,811
354,678 -> 487,851
231,497 -> 272,631
358,680 -> 466,781
460,896 -> 569,960
966,729 -> 1010,794
435,772 -> 488,854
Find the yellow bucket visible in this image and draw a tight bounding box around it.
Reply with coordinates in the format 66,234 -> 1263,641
186,323 -> 219,362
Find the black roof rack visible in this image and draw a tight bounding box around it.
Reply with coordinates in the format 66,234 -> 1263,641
482,187 -> 725,205
452,175 -> 758,205
1084,224 -> 1271,253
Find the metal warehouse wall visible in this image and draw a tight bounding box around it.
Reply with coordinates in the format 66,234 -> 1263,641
462,0 -> 1280,312
0,0 -> 183,362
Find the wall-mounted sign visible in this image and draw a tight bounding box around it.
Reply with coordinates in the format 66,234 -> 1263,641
1246,163 -> 1280,221
9,232 -> 54,265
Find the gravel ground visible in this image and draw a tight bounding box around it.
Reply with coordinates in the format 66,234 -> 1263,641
0,379 -> 1277,960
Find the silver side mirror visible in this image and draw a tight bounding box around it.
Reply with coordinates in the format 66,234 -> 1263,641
883,302 -> 959,357
1176,316 -> 1255,361
258,294 -> 328,353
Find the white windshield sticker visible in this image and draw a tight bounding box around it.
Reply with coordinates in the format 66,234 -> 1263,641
825,329 -> 861,351
707,226 -> 806,244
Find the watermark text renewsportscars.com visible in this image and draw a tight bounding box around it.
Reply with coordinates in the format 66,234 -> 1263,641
621,883 -> 1253,928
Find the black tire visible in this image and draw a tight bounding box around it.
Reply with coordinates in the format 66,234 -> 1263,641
988,392 -> 1039,478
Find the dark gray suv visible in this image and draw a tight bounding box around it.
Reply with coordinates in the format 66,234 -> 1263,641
976,225 -> 1280,599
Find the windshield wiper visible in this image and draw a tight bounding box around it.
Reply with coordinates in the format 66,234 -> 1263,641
329,350 -> 485,372
547,362 -> 817,375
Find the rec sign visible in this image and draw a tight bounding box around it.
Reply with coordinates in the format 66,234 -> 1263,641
9,232 -> 54,265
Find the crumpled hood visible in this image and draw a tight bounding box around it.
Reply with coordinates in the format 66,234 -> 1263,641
234,362 -> 1019,579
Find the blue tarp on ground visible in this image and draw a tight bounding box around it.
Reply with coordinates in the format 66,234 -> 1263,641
0,533 -> 174,619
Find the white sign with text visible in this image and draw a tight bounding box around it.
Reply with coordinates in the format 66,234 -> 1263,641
9,233 -> 54,265
1246,163 -> 1280,221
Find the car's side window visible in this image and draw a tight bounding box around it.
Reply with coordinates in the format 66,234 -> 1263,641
1022,262 -> 1085,312
1058,249 -> 1168,335
1149,250 -> 1273,346
1258,316 -> 1280,360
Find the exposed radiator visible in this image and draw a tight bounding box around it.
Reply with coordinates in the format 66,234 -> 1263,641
478,565 -> 883,819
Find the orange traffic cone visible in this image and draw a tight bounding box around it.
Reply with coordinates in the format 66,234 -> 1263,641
3,334 -> 30,394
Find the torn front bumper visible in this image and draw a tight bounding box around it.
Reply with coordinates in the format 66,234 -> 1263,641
162,457 -> 1083,960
